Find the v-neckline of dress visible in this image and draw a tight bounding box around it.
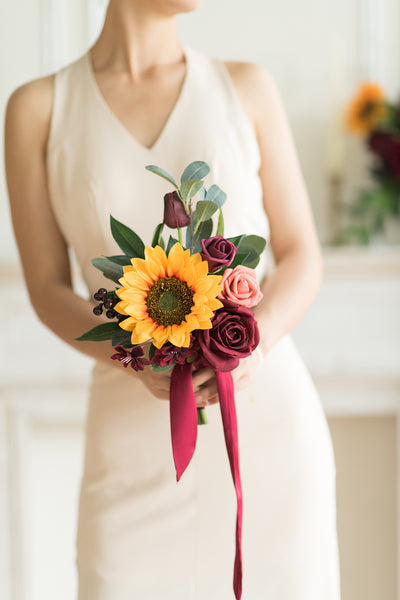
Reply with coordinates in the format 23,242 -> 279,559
84,44 -> 192,154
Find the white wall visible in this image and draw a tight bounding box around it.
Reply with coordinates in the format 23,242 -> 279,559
2,0 -> 400,265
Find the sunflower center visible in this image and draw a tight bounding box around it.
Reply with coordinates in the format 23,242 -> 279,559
146,277 -> 194,326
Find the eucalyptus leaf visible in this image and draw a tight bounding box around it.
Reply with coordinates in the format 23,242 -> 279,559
237,234 -> 266,256
228,252 -> 251,269
145,164 -> 178,188
91,257 -> 124,284
205,184 -> 227,208
151,222 -> 165,247
227,234 -> 245,247
180,160 -> 210,183
241,250 -> 261,269
75,321 -> 121,342
192,218 -> 213,253
110,215 -> 145,258
216,208 -> 224,236
180,179 -> 204,203
198,186 -> 207,201
193,201 -> 219,231
105,255 -> 132,266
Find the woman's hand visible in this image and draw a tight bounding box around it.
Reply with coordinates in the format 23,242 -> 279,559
191,352 -> 261,407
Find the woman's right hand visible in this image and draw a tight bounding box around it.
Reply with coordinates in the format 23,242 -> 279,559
130,365 -> 210,408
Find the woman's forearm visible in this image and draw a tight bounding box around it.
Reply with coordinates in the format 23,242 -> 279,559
32,283 -> 126,369
255,242 -> 324,356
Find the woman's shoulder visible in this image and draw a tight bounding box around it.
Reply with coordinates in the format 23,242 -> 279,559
5,73 -> 55,152
217,57 -> 281,137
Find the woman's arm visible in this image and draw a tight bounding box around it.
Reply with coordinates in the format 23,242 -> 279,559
193,62 -> 324,402
4,78 -> 174,402
248,63 -> 324,356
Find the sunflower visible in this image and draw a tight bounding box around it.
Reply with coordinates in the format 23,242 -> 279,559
344,82 -> 388,136
114,243 -> 223,348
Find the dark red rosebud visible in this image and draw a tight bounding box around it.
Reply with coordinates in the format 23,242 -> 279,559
200,236 -> 237,272
194,299 -> 260,372
110,345 -> 151,371
163,191 -> 190,229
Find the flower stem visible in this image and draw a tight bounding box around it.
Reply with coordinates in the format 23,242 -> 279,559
197,407 -> 208,425
177,228 -> 183,246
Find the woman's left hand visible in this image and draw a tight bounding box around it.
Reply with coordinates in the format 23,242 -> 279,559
191,352 -> 261,407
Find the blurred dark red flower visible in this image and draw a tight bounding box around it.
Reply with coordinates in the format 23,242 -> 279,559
368,131 -> 400,181
163,191 -> 190,229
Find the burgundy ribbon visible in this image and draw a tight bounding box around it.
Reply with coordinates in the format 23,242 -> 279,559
169,364 -> 243,600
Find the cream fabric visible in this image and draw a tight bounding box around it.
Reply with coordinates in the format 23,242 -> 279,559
46,44 -> 341,599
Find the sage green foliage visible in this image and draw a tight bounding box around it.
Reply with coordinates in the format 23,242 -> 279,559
180,160 -> 210,182
145,164 -> 178,189
91,257 -> 123,284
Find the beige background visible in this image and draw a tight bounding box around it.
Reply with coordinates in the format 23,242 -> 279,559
329,416 -> 397,599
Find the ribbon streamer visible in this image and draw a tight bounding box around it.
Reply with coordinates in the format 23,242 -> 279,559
169,364 -> 243,599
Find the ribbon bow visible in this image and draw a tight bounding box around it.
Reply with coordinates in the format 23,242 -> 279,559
170,362 -> 243,600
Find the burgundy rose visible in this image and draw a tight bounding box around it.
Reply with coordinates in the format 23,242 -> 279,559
368,131 -> 400,181
200,236 -> 237,272
194,299 -> 260,372
163,190 -> 190,229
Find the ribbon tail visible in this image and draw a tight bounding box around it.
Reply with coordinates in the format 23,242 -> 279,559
215,371 -> 243,600
170,362 -> 198,482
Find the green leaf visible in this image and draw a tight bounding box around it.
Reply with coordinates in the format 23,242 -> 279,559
180,179 -> 204,203
193,201 -> 219,231
205,184 -> 227,208
227,234 -> 245,247
91,257 -> 124,284
180,160 -> 210,183
111,329 -> 133,348
167,235 -> 179,254
198,186 -> 207,200
151,222 -> 165,247
192,218 -> 213,253
110,215 -> 145,258
75,321 -> 121,342
105,255 -> 132,266
228,252 -> 251,269
149,344 -> 157,361
145,164 -> 178,188
237,234 -> 266,256
152,363 -> 173,372
241,250 -> 261,269
216,209 -> 224,237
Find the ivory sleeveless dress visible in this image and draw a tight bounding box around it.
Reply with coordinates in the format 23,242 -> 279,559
46,44 -> 341,599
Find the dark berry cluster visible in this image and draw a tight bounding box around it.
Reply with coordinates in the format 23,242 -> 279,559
92,287 -> 124,320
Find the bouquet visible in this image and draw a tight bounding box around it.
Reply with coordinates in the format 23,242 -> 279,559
341,82 -> 400,244
77,160 -> 267,599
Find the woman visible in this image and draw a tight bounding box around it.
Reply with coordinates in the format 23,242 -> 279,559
4,0 -> 341,598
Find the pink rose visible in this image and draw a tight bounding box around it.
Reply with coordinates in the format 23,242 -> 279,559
219,265 -> 263,308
